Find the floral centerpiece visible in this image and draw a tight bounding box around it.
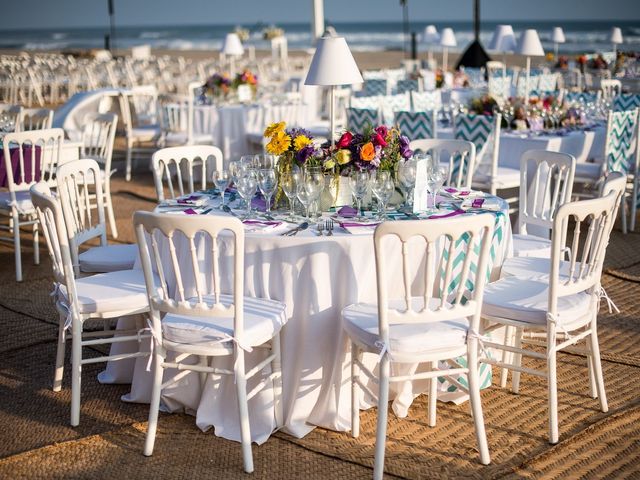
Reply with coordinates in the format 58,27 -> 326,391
201,70 -> 258,102
469,95 -> 499,116
263,25 -> 284,40
264,122 -> 321,172
233,26 -> 250,42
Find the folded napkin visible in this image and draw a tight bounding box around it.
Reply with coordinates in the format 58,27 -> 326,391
337,206 -> 358,218
242,219 -> 284,233
161,194 -> 208,207
444,187 -> 472,197
339,220 -> 381,235
461,197 -> 502,211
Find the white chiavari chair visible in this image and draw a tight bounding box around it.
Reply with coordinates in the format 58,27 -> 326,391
410,138 -> 476,189
18,107 -> 53,131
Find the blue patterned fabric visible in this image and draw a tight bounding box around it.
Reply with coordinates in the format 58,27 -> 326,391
565,91 -> 599,105
395,79 -> 420,94
606,109 -> 638,174
346,107 -> 379,131
613,94 -> 640,112
362,78 -> 388,96
394,110 -> 434,140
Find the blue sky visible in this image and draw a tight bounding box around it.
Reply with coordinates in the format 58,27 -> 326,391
1,0 -> 638,29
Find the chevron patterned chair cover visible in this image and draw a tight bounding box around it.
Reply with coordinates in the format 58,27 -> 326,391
606,108 -> 640,232
346,107 -> 380,131
411,90 -> 441,111
395,79 -> 420,94
394,110 -> 436,140
379,93 -> 411,125
463,67 -> 487,88
362,79 -> 388,96
516,74 -> 540,98
488,75 -> 512,99
565,91 -> 600,106
350,95 -> 382,111
537,73 -> 558,92
454,113 -> 494,158
613,94 -> 640,112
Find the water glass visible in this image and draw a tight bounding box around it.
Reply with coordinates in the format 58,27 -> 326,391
236,170 -> 257,218
281,170 -> 302,219
371,174 -> 395,219
426,166 -> 448,211
296,177 -> 321,220
349,170 -> 370,218
398,159 -> 417,208
213,170 -> 231,210
257,168 -> 277,214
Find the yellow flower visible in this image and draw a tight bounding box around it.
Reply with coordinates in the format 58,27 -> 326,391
360,142 -> 375,161
264,121 -> 286,138
293,135 -> 312,151
324,158 -> 336,169
336,149 -> 352,165
266,130 -> 291,155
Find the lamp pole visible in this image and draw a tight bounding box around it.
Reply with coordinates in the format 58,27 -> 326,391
108,0 -> 116,53
400,0 -> 409,58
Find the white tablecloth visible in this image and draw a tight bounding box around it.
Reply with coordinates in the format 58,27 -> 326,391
100,200 -> 512,444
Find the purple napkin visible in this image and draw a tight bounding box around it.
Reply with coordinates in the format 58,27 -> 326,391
472,198 -> 485,208
177,195 -> 202,204
339,221 -> 381,228
242,219 -> 282,227
428,209 -> 466,219
183,208 -> 199,215
444,188 -> 470,196
251,196 -> 269,212
337,206 -> 358,218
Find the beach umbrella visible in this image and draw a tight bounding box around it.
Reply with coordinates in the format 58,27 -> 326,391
551,27 -> 566,60
610,27 -> 623,59
440,28 -> 457,73
455,0 -> 491,70
516,29 -> 545,104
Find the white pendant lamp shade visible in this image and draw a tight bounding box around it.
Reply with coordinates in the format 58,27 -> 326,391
610,27 -> 623,44
423,25 -> 439,44
221,33 -> 244,56
440,28 -> 457,47
552,27 -> 566,44
516,29 -> 545,56
489,24 -> 516,52
305,36 -> 363,86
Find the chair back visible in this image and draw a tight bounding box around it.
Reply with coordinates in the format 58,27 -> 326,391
18,108 -> 53,131
488,75 -> 512,99
600,79 -> 622,100
379,93 -> 411,125
133,211 -> 247,339
349,95 -> 381,111
410,138 -> 475,189
613,93 -> 640,112
605,108 -> 639,175
152,145 -> 223,201
396,79 -> 420,94
81,112 -> 117,171
29,182 -> 77,306
566,91 -> 600,106
158,94 -> 193,143
394,110 -> 436,141
373,215 -> 494,347
346,107 -> 380,132
600,171 -> 627,232
550,193 -> 617,305
454,113 -> 500,178
518,150 -> 576,236
0,104 -> 22,132
410,90 -> 441,112
362,79 -> 388,97
537,73 -> 559,92
56,159 -> 108,273
2,128 -> 64,194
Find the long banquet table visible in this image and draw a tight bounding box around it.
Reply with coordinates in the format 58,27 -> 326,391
99,194 -> 512,444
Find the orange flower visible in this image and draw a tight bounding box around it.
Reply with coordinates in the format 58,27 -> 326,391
360,142 -> 375,161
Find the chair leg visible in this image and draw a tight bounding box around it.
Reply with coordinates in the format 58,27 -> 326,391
500,325 -> 514,388
547,331 -> 559,444
53,311 -> 66,392
350,342 -> 361,438
104,191 -> 119,239
13,212 -> 22,282
428,361 -> 437,427
125,147 -> 133,182
32,219 -> 39,265
373,354 -> 390,480
143,347 -> 165,456
511,327 -> 524,394
589,325 -> 609,413
70,319 -> 82,427
468,346 -> 491,465
271,333 -> 284,429
585,335 -> 597,399
620,190 -> 628,234
235,350 -> 254,474
630,180 -> 637,232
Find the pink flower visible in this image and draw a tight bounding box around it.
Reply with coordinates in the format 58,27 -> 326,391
337,131 -> 353,148
374,125 -> 388,138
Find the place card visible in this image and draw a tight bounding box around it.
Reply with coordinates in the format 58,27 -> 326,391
413,157 -> 429,213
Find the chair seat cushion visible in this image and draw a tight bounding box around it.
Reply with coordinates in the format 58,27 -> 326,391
164,132 -> 213,146
473,167 -> 521,189
60,269 -> 150,315
79,244 -> 138,273
162,294 -> 287,349
512,233 -> 552,258
482,276 -> 593,327
342,298 -> 469,357
131,126 -> 161,142
500,256 -> 572,281
0,191 -> 35,213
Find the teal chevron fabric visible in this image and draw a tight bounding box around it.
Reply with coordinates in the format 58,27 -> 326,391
346,107 -> 379,131
613,94 -> 640,112
488,75 -> 512,98
363,78 -> 388,96
394,110 -> 434,140
566,91 -> 599,105
454,113 -> 494,153
516,74 -> 540,97
396,79 -> 420,94
606,109 -> 638,174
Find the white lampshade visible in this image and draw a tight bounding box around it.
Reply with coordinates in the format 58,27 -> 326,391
423,25 -> 439,44
440,28 -> 457,47
489,24 -> 516,52
516,29 -> 545,57
221,33 -> 244,56
304,36 -> 363,86
610,27 -> 623,44
552,27 -> 566,44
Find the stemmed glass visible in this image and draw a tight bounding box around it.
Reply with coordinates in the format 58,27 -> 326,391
426,166 -> 448,212
397,159 -> 417,209
281,170 -> 302,220
213,169 -> 231,210
257,168 -> 277,215
349,170 -> 370,219
371,172 -> 395,219
296,176 -> 321,220
236,169 -> 257,219
305,166 -> 324,217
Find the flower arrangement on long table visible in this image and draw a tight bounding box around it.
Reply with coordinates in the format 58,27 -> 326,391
201,69 -> 258,101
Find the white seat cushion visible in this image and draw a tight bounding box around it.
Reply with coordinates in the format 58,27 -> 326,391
482,276 -> 592,327
500,256 -> 572,281
79,244 -> 138,273
60,269 -> 150,315
473,167 -> 521,189
575,162 -> 603,182
164,132 -> 213,146
162,294 -> 287,349
0,191 -> 35,213
342,298 -> 469,357
512,233 -> 552,258
131,126 -> 161,142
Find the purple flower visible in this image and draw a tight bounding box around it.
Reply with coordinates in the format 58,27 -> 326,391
296,145 -> 315,164
398,135 -> 413,159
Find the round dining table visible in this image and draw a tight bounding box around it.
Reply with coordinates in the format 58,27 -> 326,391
99,192 -> 513,444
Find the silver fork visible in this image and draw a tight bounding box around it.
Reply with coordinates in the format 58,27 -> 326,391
325,218 -> 334,236
317,222 -> 324,236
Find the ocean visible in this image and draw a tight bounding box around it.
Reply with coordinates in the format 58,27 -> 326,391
0,20 -> 638,55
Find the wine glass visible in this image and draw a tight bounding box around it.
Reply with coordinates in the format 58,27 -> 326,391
371,173 -> 395,219
296,177 -> 321,220
426,165 -> 448,212
349,170 -> 370,219
281,170 -> 302,220
213,169 -> 231,210
305,166 -> 324,217
398,159 -> 417,209
236,169 -> 257,219
257,168 -> 277,214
